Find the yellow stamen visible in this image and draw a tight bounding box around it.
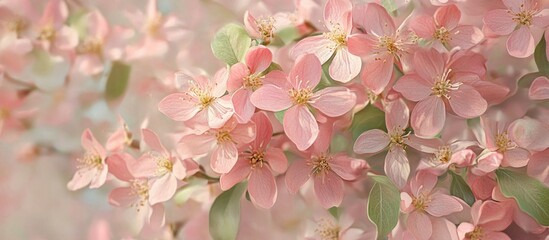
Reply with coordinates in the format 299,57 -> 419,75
315,217 -> 340,240
289,88 -> 312,105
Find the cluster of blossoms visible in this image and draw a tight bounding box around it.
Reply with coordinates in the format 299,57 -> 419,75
3,0 -> 549,239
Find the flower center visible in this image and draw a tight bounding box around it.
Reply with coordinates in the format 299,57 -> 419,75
249,150 -> 266,168
216,130 -> 232,143
256,16 -> 275,43
0,108 -> 10,119
431,69 -> 461,99
130,179 -> 150,211
510,4 -> 536,26
315,217 -> 340,240
77,152 -> 103,170
389,127 -> 409,149
310,153 -> 332,176
78,38 -> 103,55
146,14 -> 163,37
38,25 -> 56,41
289,88 -> 312,105
465,226 -> 483,240
378,36 -> 400,55
323,24 -> 347,49
495,132 -> 516,153
4,18 -> 27,35
412,193 -> 431,211
243,74 -> 263,91
434,145 -> 452,164
434,27 -> 451,44
189,84 -> 216,109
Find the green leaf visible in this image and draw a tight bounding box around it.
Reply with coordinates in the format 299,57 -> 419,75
105,61 -> 131,101
274,109 -> 286,124
381,0 -> 398,14
261,62 -> 282,75
495,169 -> 549,226
368,175 -> 400,239
276,27 -> 300,45
518,72 -> 546,88
535,33 -> 549,74
350,104 -> 386,141
211,23 -> 251,66
209,182 -> 247,240
449,171 -> 475,206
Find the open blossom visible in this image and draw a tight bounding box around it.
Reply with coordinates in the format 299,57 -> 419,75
410,135 -> 477,175
220,112 -> 287,209
347,2 -> 416,94
290,0 -> 361,82
483,0 -> 549,58
304,210 -> 366,240
228,46 -> 285,123
457,200 -> 513,240
251,54 -> 356,150
67,129 -> 109,190
177,117 -> 255,174
400,171 -> 464,240
158,69 -> 234,129
393,48 -> 488,138
32,0 -> 78,53
410,4 -> 483,51
243,9 -> 293,45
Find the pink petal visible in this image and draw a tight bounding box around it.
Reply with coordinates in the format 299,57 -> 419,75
430,218 -> 459,240
347,34 -> 377,56
472,152 -> 502,175
248,165 -> 277,208
457,222 -> 475,240
502,147 -> 530,168
172,159 -> 187,180
330,155 -> 368,181
477,201 -> 513,231
250,112 -> 273,149
528,76 -> 549,100
407,212 -> 432,240
309,86 -> 356,117
483,9 -> 516,36
285,159 -> 311,194
220,159 -> 251,190
506,25 -> 535,58
88,11 -> 109,39
411,96 -> 446,138
54,26 -> 79,50
141,129 -> 168,155
329,48 -> 361,83
265,148 -> 287,173
353,129 -> 390,154
250,84 -> 292,112
105,153 -> 134,182
502,0 -> 524,12
230,120 -> 256,144
158,93 -> 200,121
484,231 -> 511,240
324,0 -> 353,32
148,203 -> 165,229
448,84 -> 487,118
246,46 -> 272,74
177,133 -> 216,159
232,89 -> 255,123
290,35 -> 335,64
386,98 -> 410,131
508,118 -> 549,152
283,105 -> 319,151
211,142 -> 239,174
243,11 -> 260,38
393,73 -> 432,102
450,25 -> 484,50
90,165 -> 109,189
206,98 -> 234,129
435,4 -> 461,30
131,155 -> 158,178
353,3 -> 395,36
212,68 -> 230,97
227,63 -> 249,92
313,170 -> 344,208
413,49 -> 445,84
108,187 -> 136,207
385,147 -> 410,188
149,174 -> 177,204
532,9 -> 549,28
289,54 -> 322,89
67,168 -> 96,190
410,15 -> 436,39
426,192 -> 464,217
361,54 -> 394,94
81,129 -> 107,159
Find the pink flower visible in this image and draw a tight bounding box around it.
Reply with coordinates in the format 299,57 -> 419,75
353,98 -> 412,188
401,171 -> 464,240
483,0 -> 549,58
220,112 -> 287,208
457,200 -> 513,240
305,210 -> 366,240
409,135 -> 477,175
228,46 -> 285,123
177,117 -> 256,174
290,0 -> 361,82
250,54 -> 356,150
130,129 -> 196,205
243,10 -> 293,45
410,4 -> 483,51
393,48 -> 487,138
347,3 -> 416,94
158,69 -> 234,129
32,0 -> 78,53
528,76 -> 549,100
105,116 -> 133,153
0,32 -> 32,77
67,129 -> 109,190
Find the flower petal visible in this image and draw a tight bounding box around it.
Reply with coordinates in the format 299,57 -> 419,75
265,148 -> 288,173
249,165 -> 277,208
158,93 -> 200,121
289,54 -> 322,89
149,173 -> 177,205
448,84 -> 487,119
435,4 -> 461,29
506,25 -> 535,58
328,48 -> 361,83
313,170 -> 344,208
411,96 -> 446,138
211,142 -> 239,174
220,159 -> 251,190
426,192 -> 464,217
108,187 -> 136,207
290,35 -> 335,64
384,147 -> 410,188
483,9 -> 516,35
250,84 -> 292,112
393,73 -> 432,102
246,46 -> 272,74
309,86 -> 356,117
361,54 -> 394,94
285,159 -> 311,194
528,76 -> 549,100
407,212 -> 432,240
231,89 -> 255,123
283,105 -> 319,151
353,129 -> 390,154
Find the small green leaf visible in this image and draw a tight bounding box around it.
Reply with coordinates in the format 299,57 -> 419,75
211,23 -> 251,66
350,104 -> 386,141
105,61 -> 131,101
535,33 -> 549,74
274,109 -> 286,124
518,72 -> 546,88
381,0 -> 398,14
261,62 -> 282,75
449,171 -> 475,206
209,182 -> 247,240
276,27 -> 300,45
368,175 -> 400,239
495,169 -> 549,226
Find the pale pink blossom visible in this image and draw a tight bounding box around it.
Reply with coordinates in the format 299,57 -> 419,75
32,0 -> 78,53
410,4 -> 483,51
393,48 -> 488,138
67,129 -> 109,190
353,98 -> 412,188
158,69 -> 234,129
400,171 -> 464,240
228,46 -> 285,123
305,210 -> 365,240
177,117 -> 256,174
220,112 -> 287,208
0,32 -> 32,77
290,0 -> 361,82
528,76 -> 549,100
105,116 -> 133,153
483,0 -> 549,58
457,200 -> 513,240
243,9 -> 293,45
250,54 -> 356,150
347,2 -> 416,94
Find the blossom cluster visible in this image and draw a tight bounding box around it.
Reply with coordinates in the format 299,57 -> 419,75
2,0 -> 549,239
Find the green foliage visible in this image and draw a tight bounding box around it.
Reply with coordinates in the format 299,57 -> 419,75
449,171 -> 475,206
535,33 -> 549,74
368,175 -> 400,239
211,23 -> 252,66
209,183 -> 247,240
105,61 -> 131,101
350,104 -> 386,141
